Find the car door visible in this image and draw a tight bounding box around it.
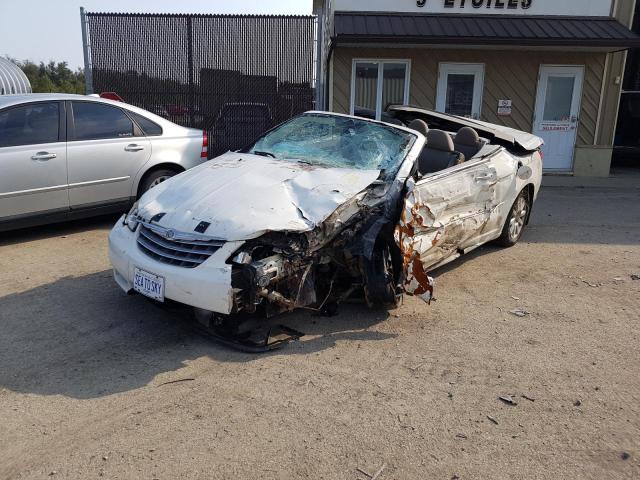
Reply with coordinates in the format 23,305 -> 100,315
66,100 -> 151,209
395,159 -> 500,299
0,101 -> 69,221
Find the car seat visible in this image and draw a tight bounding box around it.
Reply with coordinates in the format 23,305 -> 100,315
408,119 -> 429,137
418,129 -> 465,175
454,127 -> 482,160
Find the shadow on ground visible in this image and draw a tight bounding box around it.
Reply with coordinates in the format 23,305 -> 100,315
526,187 -> 640,245
0,214 -> 121,247
0,271 -> 391,399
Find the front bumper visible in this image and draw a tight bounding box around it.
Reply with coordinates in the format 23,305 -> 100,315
108,216 -> 244,314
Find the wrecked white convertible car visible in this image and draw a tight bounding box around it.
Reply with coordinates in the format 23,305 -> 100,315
109,108 -> 542,348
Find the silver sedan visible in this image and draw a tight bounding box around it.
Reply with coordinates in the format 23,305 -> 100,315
0,94 -> 208,231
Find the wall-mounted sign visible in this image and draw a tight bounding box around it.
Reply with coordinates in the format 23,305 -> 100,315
541,124 -> 571,132
497,99 -> 512,116
336,0 -> 612,17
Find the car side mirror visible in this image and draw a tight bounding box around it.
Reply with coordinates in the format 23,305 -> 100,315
517,164 -> 533,180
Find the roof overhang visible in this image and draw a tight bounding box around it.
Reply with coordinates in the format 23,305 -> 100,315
334,13 -> 640,50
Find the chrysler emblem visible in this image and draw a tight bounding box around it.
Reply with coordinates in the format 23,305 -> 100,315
165,229 -> 175,240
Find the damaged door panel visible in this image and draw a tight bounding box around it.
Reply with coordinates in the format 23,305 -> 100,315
395,161 -> 498,302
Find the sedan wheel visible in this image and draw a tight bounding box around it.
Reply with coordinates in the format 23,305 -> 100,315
508,195 -> 528,243
497,189 -> 531,247
361,241 -> 401,308
149,175 -> 172,189
138,168 -> 180,197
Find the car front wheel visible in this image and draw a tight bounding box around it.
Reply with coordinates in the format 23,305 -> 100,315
497,189 -> 531,247
361,241 -> 402,308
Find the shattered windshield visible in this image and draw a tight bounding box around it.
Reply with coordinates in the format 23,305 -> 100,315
246,113 -> 416,177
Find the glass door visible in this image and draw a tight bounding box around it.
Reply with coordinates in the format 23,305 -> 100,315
533,65 -> 584,172
436,63 -> 485,119
351,60 -> 410,120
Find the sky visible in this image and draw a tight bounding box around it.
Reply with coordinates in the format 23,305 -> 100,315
0,0 -> 313,70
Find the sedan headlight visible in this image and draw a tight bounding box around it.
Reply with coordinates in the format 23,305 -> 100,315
123,202 -> 140,232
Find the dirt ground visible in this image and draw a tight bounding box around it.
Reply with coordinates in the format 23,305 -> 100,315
1,186 -> 639,480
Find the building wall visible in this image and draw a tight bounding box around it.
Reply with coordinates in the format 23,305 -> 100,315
332,47 -> 606,149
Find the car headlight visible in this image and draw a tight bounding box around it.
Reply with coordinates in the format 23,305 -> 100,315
123,202 -> 140,232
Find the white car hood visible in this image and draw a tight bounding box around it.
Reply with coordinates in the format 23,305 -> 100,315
139,153 -> 381,241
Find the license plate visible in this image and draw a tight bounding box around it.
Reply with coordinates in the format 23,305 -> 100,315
133,267 -> 165,302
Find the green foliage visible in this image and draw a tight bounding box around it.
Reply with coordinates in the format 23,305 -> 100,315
9,58 -> 85,94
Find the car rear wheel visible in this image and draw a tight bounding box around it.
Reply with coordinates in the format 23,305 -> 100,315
139,168 -> 179,197
497,189 -> 531,247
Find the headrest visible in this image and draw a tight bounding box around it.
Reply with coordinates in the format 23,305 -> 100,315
455,127 -> 480,146
408,119 -> 429,136
426,129 -> 455,152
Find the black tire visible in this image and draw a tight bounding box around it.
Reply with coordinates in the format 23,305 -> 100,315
496,189 -> 531,247
138,168 -> 179,197
361,241 -> 401,308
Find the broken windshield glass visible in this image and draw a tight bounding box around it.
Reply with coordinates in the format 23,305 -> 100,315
246,113 -> 416,177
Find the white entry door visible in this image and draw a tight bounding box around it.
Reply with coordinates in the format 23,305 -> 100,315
533,66 -> 584,172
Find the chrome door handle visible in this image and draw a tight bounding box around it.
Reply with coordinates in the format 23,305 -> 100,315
125,144 -> 145,152
31,152 -> 57,161
474,173 -> 496,183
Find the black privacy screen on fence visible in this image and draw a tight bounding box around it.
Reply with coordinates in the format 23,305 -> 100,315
85,13 -> 316,157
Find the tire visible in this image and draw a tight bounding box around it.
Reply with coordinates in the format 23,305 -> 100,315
361,241 -> 401,308
138,168 -> 179,197
496,189 -> 531,247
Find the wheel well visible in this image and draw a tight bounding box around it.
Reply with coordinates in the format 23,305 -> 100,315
137,163 -> 185,198
524,183 -> 535,225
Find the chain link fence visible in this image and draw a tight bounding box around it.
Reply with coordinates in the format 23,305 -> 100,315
84,12 -> 316,157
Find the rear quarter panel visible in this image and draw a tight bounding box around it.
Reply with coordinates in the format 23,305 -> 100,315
130,129 -> 205,197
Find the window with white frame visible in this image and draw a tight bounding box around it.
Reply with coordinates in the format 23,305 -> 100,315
350,60 -> 410,120
436,63 -> 485,120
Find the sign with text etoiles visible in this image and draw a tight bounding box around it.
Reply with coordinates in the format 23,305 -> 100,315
334,0 -> 612,16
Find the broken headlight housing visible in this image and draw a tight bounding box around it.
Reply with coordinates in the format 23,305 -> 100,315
123,202 -> 140,232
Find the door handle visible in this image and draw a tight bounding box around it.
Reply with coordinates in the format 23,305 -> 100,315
125,144 -> 145,152
31,152 -> 57,161
474,172 -> 496,183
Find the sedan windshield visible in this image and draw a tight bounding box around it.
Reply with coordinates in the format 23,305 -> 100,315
246,113 -> 416,176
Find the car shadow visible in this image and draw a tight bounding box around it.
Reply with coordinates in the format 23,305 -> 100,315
525,187 -> 640,245
0,214 -> 121,247
0,271 -> 392,399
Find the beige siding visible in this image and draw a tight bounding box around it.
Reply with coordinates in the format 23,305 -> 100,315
332,47 -> 607,146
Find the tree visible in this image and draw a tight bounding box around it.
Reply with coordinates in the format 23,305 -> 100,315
7,57 -> 85,94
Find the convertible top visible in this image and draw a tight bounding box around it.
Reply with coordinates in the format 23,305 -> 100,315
387,105 -> 544,152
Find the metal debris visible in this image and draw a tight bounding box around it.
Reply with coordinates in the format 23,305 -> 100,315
487,415 -> 499,425
371,464 -> 387,480
455,433 -> 468,439
631,274 -> 640,281
509,309 -> 530,317
358,464 -> 387,480
521,394 -> 536,402
499,395 -> 518,406
156,378 -> 196,387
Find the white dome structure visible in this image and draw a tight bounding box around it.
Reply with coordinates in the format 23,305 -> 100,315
0,57 -> 32,95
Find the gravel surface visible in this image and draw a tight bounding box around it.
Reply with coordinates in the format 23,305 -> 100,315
1,187 -> 639,479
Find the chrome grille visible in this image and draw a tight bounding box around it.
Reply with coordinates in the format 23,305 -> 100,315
137,224 -> 223,268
